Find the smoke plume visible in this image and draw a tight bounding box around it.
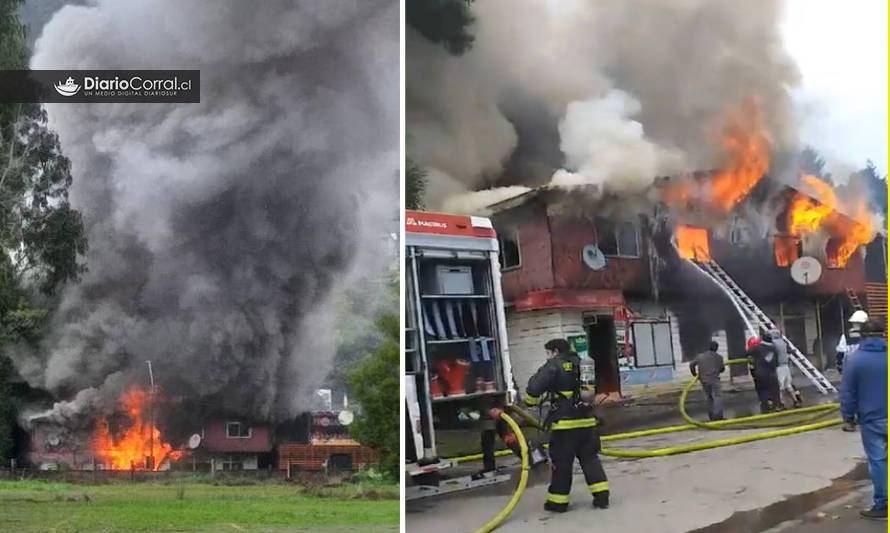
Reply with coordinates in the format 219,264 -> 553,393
15,0 -> 398,423
407,0 -> 800,210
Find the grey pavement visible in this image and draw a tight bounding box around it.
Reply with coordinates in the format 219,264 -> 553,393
764,482 -> 885,532
407,423 -> 870,533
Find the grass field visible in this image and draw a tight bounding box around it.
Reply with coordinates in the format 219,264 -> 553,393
0,479 -> 399,532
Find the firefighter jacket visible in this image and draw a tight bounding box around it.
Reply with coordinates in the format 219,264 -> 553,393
524,351 -> 598,431
746,343 -> 777,379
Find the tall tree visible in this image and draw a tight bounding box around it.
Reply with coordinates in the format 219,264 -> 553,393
406,158 -> 426,210
406,0 -> 476,56
798,146 -> 832,183
0,0 -> 88,462
349,301 -> 399,478
848,160 -> 888,222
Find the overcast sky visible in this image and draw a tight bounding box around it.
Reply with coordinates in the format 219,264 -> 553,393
783,0 -> 888,178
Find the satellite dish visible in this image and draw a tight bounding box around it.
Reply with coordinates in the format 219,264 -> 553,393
337,410 -> 354,426
790,256 -> 822,286
188,434 -> 202,449
582,245 -> 607,271
47,434 -> 60,447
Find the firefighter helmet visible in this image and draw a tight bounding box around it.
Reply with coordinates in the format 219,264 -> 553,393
849,310 -> 869,323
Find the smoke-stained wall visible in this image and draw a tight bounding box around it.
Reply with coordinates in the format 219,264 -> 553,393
14,0 -> 398,424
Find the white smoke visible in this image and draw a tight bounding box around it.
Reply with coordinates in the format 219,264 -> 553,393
550,90 -> 686,195
17,0 -> 398,421
441,186 -> 532,215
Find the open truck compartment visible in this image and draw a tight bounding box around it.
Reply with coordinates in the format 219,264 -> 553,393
404,211 -> 515,470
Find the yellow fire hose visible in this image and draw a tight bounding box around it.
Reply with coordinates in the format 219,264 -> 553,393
475,410 -> 529,533
463,359 -> 841,532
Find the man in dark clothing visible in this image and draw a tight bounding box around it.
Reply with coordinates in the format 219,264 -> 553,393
690,341 -> 726,420
747,333 -> 780,413
840,319 -> 888,520
525,338 -> 608,513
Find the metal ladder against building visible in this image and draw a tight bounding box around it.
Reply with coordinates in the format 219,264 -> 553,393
689,259 -> 837,395
845,288 -> 865,312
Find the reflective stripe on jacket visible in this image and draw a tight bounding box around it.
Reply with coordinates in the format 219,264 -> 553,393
525,351 -> 597,430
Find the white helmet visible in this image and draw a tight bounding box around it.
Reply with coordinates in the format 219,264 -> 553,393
849,310 -> 869,323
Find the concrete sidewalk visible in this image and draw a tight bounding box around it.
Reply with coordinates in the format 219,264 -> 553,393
406,425 -> 868,533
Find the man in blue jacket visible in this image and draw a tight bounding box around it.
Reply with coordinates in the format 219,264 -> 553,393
840,318 -> 888,520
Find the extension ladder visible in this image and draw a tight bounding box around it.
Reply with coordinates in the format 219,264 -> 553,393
845,288 -> 864,312
688,259 -> 837,394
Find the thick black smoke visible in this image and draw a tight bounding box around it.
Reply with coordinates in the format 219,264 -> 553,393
15,0 -> 398,423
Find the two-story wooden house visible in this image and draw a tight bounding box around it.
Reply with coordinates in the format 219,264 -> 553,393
488,183 -> 886,398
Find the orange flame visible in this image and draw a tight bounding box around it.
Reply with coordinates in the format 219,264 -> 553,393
676,225 -> 710,261
92,386 -> 183,470
786,174 -> 875,268
709,99 -> 771,211
773,235 -> 800,267
662,99 -> 771,212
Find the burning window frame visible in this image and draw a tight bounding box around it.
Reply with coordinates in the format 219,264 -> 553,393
674,225 -> 711,262
773,234 -> 802,268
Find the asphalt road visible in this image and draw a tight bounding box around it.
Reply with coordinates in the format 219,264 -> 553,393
764,482 -> 886,532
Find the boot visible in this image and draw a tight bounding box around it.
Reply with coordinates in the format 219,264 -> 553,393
438,358 -> 470,396
860,507 -> 888,520
429,375 -> 444,399
593,492 -> 610,509
792,391 -> 803,408
544,501 -> 568,513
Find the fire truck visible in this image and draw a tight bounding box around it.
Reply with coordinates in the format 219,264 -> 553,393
404,210 -> 518,498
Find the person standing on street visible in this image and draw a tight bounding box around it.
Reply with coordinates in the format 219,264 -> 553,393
747,332 -> 780,413
840,318 -> 887,521
690,341 -> 726,420
765,329 -> 802,408
837,310 -> 868,373
525,338 -> 609,513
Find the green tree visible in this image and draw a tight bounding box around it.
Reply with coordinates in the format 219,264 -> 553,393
798,146 -> 832,183
348,308 -> 399,479
0,0 -> 88,461
406,158 -> 426,210
848,160 -> 888,221
407,0 -> 476,56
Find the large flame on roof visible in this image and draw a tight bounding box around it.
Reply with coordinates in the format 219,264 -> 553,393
676,225 -> 710,261
662,99 -> 771,212
92,386 -> 183,470
786,174 -> 875,268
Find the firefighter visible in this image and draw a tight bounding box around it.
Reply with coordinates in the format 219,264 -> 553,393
525,338 -> 609,513
837,310 -> 868,373
747,333 -> 781,413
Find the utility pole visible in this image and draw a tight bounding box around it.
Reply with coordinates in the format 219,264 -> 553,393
146,360 -> 155,471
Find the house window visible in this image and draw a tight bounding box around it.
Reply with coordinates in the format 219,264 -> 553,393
499,233 -> 521,270
825,237 -> 849,269
729,216 -> 746,245
226,422 -> 251,439
773,235 -> 801,267
220,455 -> 243,471
596,218 -> 640,258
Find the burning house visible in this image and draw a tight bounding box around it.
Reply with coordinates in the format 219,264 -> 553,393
488,171 -> 886,398
9,0 -> 397,477
25,386 -> 184,472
